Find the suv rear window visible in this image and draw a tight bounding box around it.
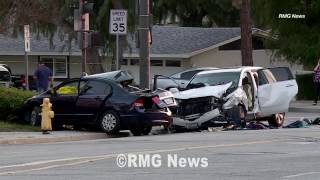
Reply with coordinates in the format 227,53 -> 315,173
0,71 -> 10,81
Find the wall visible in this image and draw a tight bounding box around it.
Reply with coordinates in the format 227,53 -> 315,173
0,55 -> 39,75
190,49 -> 303,74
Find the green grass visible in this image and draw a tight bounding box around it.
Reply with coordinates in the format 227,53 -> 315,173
0,121 -> 40,132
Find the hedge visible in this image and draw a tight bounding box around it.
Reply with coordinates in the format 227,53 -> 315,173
0,87 -> 36,121
296,73 -> 315,100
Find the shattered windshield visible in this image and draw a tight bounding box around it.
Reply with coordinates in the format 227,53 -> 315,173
187,72 -> 240,89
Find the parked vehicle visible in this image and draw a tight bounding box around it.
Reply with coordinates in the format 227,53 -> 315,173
22,70 -> 177,135
168,66 -> 298,129
0,64 -> 12,87
154,67 -> 217,90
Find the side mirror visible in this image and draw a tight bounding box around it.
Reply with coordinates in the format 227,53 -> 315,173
169,88 -> 179,94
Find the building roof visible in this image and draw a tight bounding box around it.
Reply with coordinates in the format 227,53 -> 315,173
128,26 -> 241,55
0,33 -> 80,56
0,26 -> 267,57
127,26 -> 267,58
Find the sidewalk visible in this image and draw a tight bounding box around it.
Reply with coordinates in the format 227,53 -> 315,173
0,131 -> 107,145
289,100 -> 320,113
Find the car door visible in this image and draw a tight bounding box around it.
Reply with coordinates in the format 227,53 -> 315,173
51,79 -> 83,119
75,79 -> 112,121
257,67 -> 298,115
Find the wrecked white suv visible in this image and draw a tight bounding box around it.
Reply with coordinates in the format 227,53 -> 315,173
169,66 -> 298,129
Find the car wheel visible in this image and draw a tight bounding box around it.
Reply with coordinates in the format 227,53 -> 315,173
99,110 -> 120,134
130,128 -> 142,136
141,126 -> 152,135
268,113 -> 285,128
29,106 -> 41,126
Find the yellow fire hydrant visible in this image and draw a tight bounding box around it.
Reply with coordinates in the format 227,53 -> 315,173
41,98 -> 54,134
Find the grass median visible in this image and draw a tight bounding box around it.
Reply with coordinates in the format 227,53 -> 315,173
0,121 -> 40,132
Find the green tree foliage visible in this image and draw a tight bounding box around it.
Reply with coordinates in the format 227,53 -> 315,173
0,0 -> 135,49
153,0 -> 240,27
252,0 -> 320,66
0,0 -> 136,73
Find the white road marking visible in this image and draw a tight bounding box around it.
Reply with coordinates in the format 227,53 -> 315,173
0,139 -> 283,175
283,172 -> 320,178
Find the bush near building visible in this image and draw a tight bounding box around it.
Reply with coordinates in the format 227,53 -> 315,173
296,73 -> 315,100
0,87 -> 35,121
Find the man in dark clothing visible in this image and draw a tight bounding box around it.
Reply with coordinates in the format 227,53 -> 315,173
33,63 -> 52,93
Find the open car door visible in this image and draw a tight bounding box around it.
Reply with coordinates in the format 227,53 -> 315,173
257,67 -> 298,115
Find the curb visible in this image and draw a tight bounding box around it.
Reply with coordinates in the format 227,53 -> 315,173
0,133 -> 108,145
289,107 -> 320,113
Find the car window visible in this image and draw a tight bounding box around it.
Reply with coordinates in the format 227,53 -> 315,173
187,72 -> 241,89
180,70 -> 203,80
258,69 -> 276,85
56,80 -> 81,95
170,72 -> 181,79
81,80 -> 112,95
268,67 -> 294,82
0,71 -> 10,81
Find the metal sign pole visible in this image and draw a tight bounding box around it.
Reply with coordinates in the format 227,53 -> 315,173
24,51 -> 29,90
116,34 -> 119,70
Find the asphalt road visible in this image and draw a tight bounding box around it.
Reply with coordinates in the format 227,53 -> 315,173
0,112 -> 320,180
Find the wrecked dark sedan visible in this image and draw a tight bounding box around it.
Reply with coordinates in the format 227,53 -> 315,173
22,70 -> 176,136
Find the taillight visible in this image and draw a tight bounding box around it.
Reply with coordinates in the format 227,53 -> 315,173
132,98 -> 145,112
133,98 -> 144,108
152,96 -> 160,104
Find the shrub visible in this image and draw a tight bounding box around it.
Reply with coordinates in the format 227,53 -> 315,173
296,73 -> 315,100
0,87 -> 36,121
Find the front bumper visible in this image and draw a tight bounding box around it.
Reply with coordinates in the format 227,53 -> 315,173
172,108 -> 221,129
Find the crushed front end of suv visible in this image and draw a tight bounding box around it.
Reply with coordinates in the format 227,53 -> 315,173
167,67 -> 298,130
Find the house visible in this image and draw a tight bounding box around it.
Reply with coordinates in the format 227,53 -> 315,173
0,25 -> 302,84
123,26 -> 302,82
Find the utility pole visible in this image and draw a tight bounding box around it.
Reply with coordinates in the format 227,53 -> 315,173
240,0 -> 253,66
139,0 -> 151,89
24,25 -> 30,90
75,0 -> 95,74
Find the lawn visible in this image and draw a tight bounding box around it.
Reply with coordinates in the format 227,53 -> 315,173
0,121 -> 40,132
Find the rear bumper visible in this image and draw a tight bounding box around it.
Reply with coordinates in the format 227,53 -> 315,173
120,111 -> 172,129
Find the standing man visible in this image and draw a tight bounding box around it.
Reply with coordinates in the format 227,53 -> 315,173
33,62 -> 52,93
313,59 -> 320,105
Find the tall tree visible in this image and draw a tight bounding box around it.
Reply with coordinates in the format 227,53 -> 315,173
252,0 -> 320,66
153,0 -> 240,27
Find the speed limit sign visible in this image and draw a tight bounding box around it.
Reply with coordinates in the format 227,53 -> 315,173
109,9 -> 127,35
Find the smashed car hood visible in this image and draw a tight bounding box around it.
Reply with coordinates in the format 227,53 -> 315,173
86,70 -> 134,84
173,82 -> 232,99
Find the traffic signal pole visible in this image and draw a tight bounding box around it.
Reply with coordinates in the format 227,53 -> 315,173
80,0 -> 86,73
139,0 -> 151,89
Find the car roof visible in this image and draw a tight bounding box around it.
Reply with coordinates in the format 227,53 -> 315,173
0,65 -> 9,72
169,67 -> 218,77
197,66 -> 262,75
83,70 -> 134,83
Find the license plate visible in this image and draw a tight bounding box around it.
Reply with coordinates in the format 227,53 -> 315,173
164,98 -> 174,104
